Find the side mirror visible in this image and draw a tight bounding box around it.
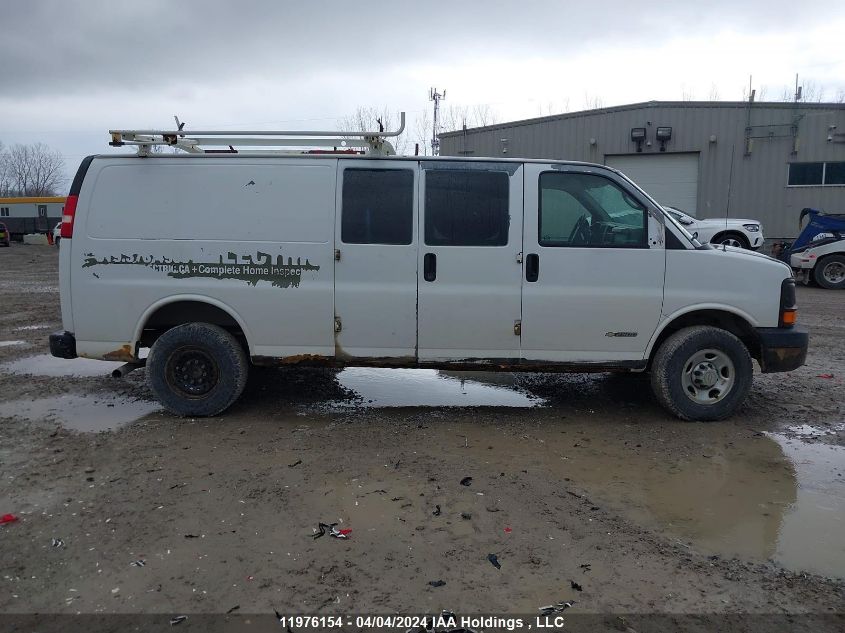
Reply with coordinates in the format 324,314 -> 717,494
680,218 -> 694,226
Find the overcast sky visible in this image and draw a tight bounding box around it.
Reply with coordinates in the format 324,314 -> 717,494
2,0 -> 844,184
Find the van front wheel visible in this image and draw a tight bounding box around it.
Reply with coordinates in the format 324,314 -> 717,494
147,323 -> 248,417
650,326 -> 752,421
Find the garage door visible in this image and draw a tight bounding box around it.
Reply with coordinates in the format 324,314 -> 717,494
606,153 -> 699,214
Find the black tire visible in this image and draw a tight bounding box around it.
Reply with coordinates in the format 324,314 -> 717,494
813,254 -> 845,290
712,232 -> 750,249
650,325 -> 752,421
147,323 -> 248,417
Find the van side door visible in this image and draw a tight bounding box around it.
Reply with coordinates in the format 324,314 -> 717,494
521,164 -> 665,364
417,162 -> 523,361
334,161 -> 418,359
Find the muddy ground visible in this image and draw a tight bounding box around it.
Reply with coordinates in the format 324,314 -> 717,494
1,245 -> 843,632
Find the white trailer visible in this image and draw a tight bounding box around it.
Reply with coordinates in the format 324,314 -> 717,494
0,197 -> 66,239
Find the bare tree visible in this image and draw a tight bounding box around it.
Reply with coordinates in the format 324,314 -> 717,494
413,109 -> 431,155
440,104 -> 470,132
338,106 -> 409,155
0,141 -> 10,197
708,84 -> 720,101
681,85 -> 695,101
1,143 -> 66,196
582,93 -> 604,110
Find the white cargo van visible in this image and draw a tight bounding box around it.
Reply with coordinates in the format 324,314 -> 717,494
50,120 -> 807,421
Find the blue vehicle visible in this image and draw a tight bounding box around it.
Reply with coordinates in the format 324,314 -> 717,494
786,208 -> 845,289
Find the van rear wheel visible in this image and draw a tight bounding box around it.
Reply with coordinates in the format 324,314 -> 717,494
650,326 -> 752,421
147,323 -> 248,417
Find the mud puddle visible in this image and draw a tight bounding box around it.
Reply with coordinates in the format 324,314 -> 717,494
3,393 -> 161,432
423,418 -> 845,578
0,354 -> 124,377
331,368 -> 543,408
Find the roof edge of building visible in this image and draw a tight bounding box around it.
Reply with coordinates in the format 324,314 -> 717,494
0,196 -> 67,204
439,100 -> 845,137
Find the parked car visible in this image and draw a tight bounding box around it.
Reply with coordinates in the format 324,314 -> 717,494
663,206 -> 764,250
49,135 -> 807,422
0,222 -> 10,247
53,221 -> 62,246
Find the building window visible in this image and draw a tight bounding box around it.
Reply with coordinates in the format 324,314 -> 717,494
0,207 -> 9,217
788,162 -> 845,186
425,170 -> 510,246
539,172 -> 647,248
341,169 -> 414,245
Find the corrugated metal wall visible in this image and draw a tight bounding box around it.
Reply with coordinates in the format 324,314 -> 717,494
440,101 -> 845,238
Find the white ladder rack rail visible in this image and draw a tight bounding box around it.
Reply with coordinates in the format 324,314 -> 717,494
109,112 -> 405,157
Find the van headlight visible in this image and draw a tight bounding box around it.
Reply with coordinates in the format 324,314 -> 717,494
743,223 -> 760,232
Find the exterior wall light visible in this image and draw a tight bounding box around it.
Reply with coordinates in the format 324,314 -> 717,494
631,127 -> 646,152
656,126 -> 672,151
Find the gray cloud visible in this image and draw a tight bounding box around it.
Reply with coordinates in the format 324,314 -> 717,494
1,0 -> 835,97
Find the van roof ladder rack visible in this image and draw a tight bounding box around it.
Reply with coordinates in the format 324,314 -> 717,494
109,113 -> 405,157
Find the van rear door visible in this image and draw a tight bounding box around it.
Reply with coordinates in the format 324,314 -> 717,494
417,163 -> 524,362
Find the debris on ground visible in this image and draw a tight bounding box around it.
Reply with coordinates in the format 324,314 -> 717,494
169,615 -> 187,626
130,559 -> 146,567
487,553 -> 501,569
580,563 -> 592,572
428,580 -> 446,587
571,580 -> 583,591
504,526 -> 512,533
817,373 -> 835,379
51,538 -> 65,548
287,459 -> 302,468
460,477 -> 473,486
461,512 -> 471,520
433,504 -> 441,516
183,534 -> 200,539
539,601 -> 575,615
225,605 -> 240,614
313,522 -> 352,539
1,513 -> 19,525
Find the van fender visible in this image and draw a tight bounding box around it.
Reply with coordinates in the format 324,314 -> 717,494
132,294 -> 254,355
644,303 -> 759,359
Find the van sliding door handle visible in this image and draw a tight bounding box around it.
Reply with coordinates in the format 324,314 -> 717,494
525,253 -> 539,282
423,253 -> 437,282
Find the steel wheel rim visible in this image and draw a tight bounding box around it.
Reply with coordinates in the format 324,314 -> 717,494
165,346 -> 220,398
720,237 -> 743,248
681,348 -> 735,405
822,261 -> 845,284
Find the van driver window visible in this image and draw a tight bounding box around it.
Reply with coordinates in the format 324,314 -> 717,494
539,172 -> 647,248
342,169 -> 414,245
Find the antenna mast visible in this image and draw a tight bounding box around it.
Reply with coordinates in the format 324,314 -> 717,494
429,87 -> 446,156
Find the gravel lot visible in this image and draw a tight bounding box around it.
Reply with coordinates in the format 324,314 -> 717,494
1,244 -> 843,631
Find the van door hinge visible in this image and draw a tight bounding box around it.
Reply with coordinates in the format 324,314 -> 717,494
516,251 -> 523,264
334,249 -> 341,261
514,320 -> 522,336
334,316 -> 342,333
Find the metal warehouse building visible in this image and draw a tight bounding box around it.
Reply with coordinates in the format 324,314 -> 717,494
440,101 -> 845,239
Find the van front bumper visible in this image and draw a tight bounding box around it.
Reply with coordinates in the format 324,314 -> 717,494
756,326 -> 808,373
49,330 -> 77,359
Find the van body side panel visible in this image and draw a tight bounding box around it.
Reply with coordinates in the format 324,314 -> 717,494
70,157 -> 335,360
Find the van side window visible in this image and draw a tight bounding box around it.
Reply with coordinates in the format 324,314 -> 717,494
425,170 -> 509,246
342,169 -> 414,245
539,172 -> 647,248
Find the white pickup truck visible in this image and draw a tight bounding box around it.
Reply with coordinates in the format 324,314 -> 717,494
49,124 -> 808,421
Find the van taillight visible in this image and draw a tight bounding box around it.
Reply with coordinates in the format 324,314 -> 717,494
60,195 -> 78,239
